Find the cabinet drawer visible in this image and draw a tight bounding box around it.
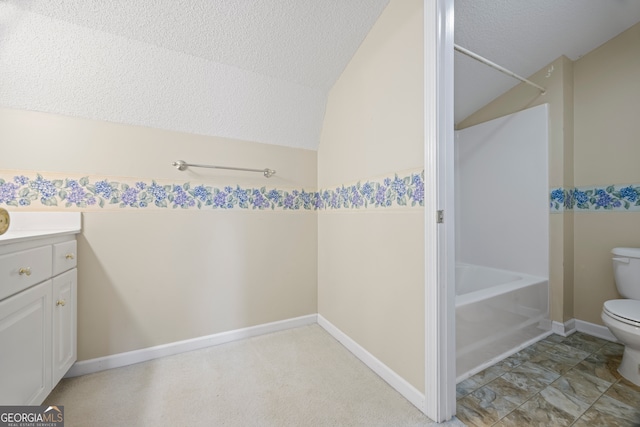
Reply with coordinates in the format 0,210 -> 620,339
0,246 -> 52,301
53,240 -> 77,276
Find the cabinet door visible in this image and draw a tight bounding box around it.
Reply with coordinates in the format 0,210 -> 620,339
0,280 -> 52,405
52,269 -> 77,386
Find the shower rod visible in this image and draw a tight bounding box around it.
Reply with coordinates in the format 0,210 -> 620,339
172,160 -> 276,178
454,44 -> 546,94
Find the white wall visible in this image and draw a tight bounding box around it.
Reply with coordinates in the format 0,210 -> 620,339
573,22 -> 640,325
455,104 -> 549,277
0,108 -> 318,361
317,0 -> 425,393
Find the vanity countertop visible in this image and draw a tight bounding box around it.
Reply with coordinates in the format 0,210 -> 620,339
0,212 -> 81,245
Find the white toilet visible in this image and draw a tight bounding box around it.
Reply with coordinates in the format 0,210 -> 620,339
602,247 -> 640,386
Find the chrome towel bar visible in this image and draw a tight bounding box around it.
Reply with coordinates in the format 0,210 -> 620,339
172,160 -> 276,178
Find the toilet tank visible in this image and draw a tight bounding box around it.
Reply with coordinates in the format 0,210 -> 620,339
612,247 -> 640,299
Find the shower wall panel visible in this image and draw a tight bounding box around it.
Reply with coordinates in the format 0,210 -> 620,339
455,104 -> 549,277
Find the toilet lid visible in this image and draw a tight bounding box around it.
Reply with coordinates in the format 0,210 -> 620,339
611,247 -> 640,258
604,299 -> 640,324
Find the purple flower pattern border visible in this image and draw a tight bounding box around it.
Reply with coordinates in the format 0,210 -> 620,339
0,172 -> 425,211
4,174 -> 639,212
550,184 -> 640,212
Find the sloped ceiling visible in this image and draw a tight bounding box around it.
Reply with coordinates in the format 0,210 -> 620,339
7,0 -> 390,91
0,0 -> 389,150
2,1 -> 640,149
455,0 -> 640,124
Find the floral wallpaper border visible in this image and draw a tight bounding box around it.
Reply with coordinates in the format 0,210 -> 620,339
5,172 -> 637,213
0,170 -> 425,212
550,184 -> 640,213
318,171 -> 424,210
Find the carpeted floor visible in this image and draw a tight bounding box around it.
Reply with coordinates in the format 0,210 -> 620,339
45,324 -> 463,426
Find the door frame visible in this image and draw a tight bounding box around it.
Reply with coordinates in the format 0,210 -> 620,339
423,0 -> 456,421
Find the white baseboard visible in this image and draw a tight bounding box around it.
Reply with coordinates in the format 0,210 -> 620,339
66,314 -> 317,378
538,318 -> 552,331
317,314 -> 425,412
575,319 -> 618,342
551,319 -> 577,337
68,313 -> 427,416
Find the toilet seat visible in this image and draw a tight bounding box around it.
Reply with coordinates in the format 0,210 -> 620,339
603,299 -> 640,326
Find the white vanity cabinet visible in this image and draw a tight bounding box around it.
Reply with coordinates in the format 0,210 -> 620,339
0,213 -> 80,406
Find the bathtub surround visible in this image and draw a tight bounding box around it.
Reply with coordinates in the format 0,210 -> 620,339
455,105 -> 549,278
458,22 -> 640,338
456,264 -> 550,380
458,55 -> 574,330
454,105 -> 550,379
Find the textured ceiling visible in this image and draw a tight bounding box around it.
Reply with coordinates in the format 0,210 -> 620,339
9,0 -> 389,92
3,0 -> 640,148
0,0 -> 389,149
455,0 -> 640,124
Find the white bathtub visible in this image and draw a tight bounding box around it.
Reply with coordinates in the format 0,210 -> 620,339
456,263 -> 549,382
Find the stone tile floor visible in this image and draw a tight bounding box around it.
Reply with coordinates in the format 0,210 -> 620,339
456,332 -> 640,426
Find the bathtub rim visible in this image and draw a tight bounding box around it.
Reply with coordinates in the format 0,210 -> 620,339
455,263 -> 548,308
